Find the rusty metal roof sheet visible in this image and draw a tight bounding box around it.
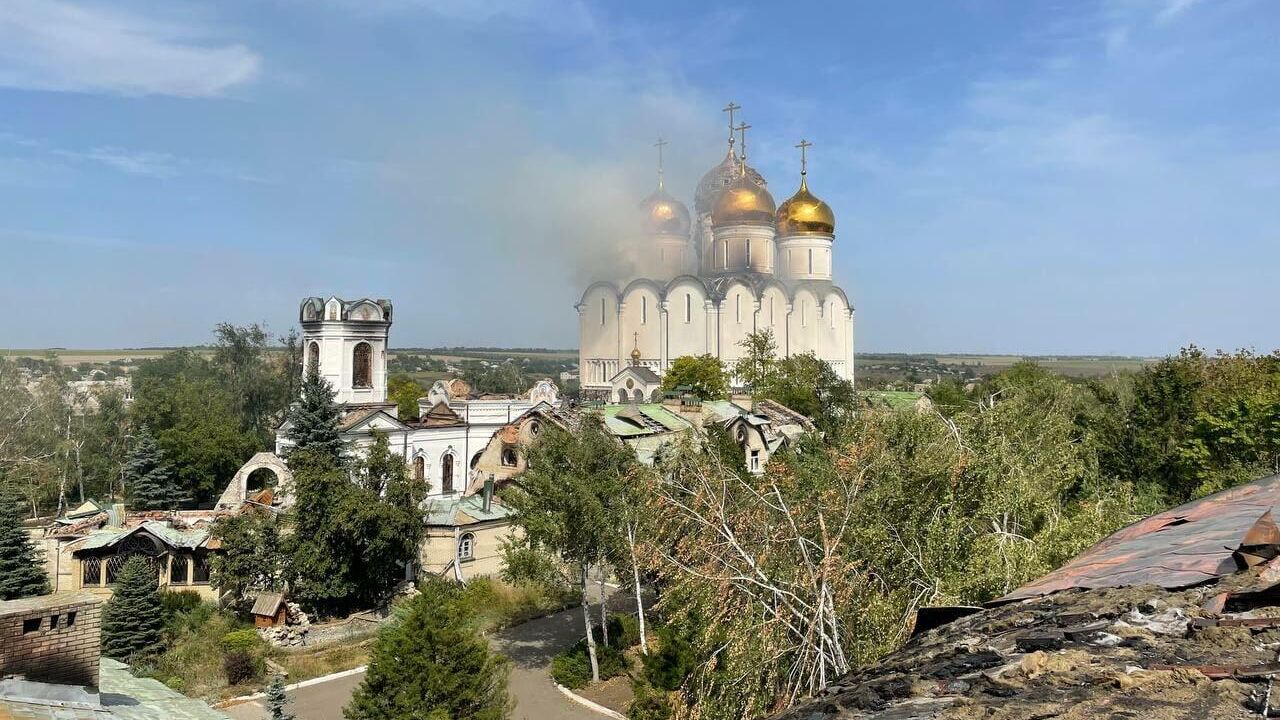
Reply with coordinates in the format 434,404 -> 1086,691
995,473 -> 1280,605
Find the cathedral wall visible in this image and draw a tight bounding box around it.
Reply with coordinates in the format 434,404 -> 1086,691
758,284 -> 789,352
820,292 -> 850,378
778,236 -> 833,282
621,283 -> 663,362
788,288 -> 820,356
717,280 -> 757,368
579,284 -> 622,385
666,278 -> 710,360
710,225 -> 775,274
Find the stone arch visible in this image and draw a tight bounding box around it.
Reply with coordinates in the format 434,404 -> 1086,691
217,452 -> 294,509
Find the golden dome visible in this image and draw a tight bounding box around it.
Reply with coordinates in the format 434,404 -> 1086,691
776,177 -> 835,236
639,187 -> 691,236
696,149 -> 767,214
711,172 -> 777,227
630,345 -> 642,362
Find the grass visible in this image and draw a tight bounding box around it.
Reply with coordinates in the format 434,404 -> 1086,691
462,577 -> 579,632
273,640 -> 373,684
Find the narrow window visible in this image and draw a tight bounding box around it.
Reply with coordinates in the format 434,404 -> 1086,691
192,554 -> 210,584
769,296 -> 775,326
307,342 -> 320,374
750,450 -> 761,472
642,296 -> 647,325
600,297 -> 606,326
684,293 -> 692,323
441,453 -> 455,493
458,533 -> 475,560
802,301 -> 808,327
82,556 -> 101,587
49,614 -> 59,629
66,611 -> 76,627
170,555 -> 189,585
735,294 -> 741,324
413,456 -> 424,481
722,240 -> 729,268
745,238 -> 752,266
352,342 -> 372,388
808,248 -> 814,275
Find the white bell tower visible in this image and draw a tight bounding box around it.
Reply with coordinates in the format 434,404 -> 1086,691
298,296 -> 393,405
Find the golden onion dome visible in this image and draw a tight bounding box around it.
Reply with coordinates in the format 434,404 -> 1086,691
776,177 -> 835,236
695,149 -> 767,215
711,171 -> 777,227
639,186 -> 691,236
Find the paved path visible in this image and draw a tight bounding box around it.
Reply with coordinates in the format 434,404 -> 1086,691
224,591 -> 625,720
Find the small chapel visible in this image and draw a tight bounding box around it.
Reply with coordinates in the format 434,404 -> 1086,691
577,103 -> 856,402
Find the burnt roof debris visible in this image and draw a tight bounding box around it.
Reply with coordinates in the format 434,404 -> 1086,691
773,474 -> 1280,719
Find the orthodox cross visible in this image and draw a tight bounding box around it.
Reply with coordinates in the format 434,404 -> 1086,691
796,138 -> 813,177
722,101 -> 741,148
654,137 -> 668,189
735,121 -> 752,173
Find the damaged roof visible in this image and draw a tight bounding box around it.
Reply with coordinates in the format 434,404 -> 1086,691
996,473 -> 1280,605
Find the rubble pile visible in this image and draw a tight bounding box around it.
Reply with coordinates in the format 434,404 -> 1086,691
777,474 -> 1280,719
257,602 -> 311,648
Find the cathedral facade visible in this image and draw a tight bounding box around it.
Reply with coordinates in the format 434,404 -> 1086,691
577,112 -> 855,401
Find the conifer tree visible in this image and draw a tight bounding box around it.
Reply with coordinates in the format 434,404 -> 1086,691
125,426 -> 179,510
345,580 -> 510,720
265,673 -> 295,720
0,484 -> 49,600
283,369 -> 345,461
101,555 -> 163,660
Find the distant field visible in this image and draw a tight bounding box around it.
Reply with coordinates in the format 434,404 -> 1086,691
0,348 -> 210,364
933,355 -> 1156,377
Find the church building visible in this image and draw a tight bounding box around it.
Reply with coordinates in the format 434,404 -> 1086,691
577,104 -> 855,401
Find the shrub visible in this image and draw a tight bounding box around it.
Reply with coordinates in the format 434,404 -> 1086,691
628,681 -> 674,720
551,648 -> 592,689
160,589 -> 203,620
552,640 -> 628,689
221,629 -> 260,653
223,650 -> 262,685
642,625 -> 697,691
606,613 -> 640,650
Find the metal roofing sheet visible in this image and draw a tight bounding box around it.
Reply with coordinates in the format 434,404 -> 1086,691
996,473 -> 1280,605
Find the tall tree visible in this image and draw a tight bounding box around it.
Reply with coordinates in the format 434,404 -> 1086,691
282,449 -> 358,614
283,369 -> 345,462
213,322 -> 292,445
732,330 -> 779,395
209,507 -> 283,605
660,355 -> 729,401
346,580 -> 511,720
762,352 -> 856,436
0,484 -> 49,600
505,415 -> 636,682
124,426 -> 180,510
387,375 -> 425,422
101,556 -> 163,661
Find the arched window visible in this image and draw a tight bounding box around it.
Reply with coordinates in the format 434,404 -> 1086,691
745,238 -> 752,265
617,388 -> 628,403
600,298 -> 606,326
641,296 -> 647,325
458,532 -> 475,560
501,446 -> 518,467
684,293 -> 692,323
441,453 -> 455,494
413,456 -> 424,482
632,389 -> 643,402
735,294 -> 741,324
352,342 -> 373,388
808,248 -> 814,275
308,342 -> 320,375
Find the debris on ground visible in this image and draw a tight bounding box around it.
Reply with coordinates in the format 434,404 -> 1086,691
775,474 -> 1280,719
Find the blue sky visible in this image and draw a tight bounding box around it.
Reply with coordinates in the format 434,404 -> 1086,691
1,0 -> 1277,354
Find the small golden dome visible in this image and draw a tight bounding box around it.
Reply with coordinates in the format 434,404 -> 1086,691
776,177 -> 835,236
711,172 -> 777,227
630,345 -> 642,362
639,187 -> 691,236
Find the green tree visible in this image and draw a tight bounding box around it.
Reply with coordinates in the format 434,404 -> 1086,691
387,375 -> 425,422
212,323 -> 294,445
282,369 -> 345,462
124,426 -> 180,510
265,673 -> 295,720
505,415 -> 636,682
282,449 -> 357,614
101,556 -> 163,661
131,350 -> 259,505
0,484 -> 49,600
732,330 -> 779,395
345,579 -> 511,720
209,508 -> 282,605
660,355 -> 729,401
463,361 -> 527,395
762,352 -> 856,436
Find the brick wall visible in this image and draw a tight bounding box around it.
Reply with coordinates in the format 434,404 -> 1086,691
0,592 -> 102,688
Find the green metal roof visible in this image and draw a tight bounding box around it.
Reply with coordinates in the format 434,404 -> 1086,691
75,522 -> 208,552
423,494 -> 512,527
600,403 -> 692,437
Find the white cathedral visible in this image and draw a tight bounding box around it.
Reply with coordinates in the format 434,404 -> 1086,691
577,107 -> 855,401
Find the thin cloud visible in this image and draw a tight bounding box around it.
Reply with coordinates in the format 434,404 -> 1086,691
65,146 -> 179,178
0,0 -> 261,97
